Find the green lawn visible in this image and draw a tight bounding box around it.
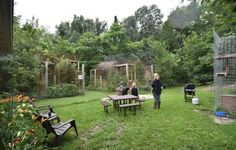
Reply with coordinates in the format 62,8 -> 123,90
38,86 -> 236,150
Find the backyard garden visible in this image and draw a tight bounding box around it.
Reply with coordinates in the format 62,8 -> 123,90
1,0 -> 236,149
21,86 -> 236,149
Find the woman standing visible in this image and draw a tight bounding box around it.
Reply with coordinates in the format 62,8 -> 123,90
130,81 -> 138,97
151,73 -> 163,109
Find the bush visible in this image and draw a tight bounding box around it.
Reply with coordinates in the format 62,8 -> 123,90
46,84 -> 79,98
0,100 -> 45,150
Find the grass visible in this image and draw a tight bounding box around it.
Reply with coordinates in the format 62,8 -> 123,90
37,86 -> 236,150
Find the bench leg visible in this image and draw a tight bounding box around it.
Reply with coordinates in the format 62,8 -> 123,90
71,120 -> 78,136
53,136 -> 61,146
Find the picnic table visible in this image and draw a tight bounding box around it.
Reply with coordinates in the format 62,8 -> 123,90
108,95 -> 141,116
108,94 -> 139,109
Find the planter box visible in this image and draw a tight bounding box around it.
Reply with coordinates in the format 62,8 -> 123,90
221,94 -> 236,112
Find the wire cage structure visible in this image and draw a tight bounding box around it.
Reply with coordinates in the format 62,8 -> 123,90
213,31 -> 236,118
90,61 -> 153,88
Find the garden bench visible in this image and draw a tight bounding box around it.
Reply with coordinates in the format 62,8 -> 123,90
29,99 -> 60,122
119,103 -> 141,116
101,98 -> 111,114
41,117 -> 78,146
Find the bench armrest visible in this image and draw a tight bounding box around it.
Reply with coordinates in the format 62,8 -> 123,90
53,119 -> 75,129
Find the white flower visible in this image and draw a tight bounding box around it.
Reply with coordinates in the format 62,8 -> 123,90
19,114 -> 24,117
22,103 -> 26,107
17,131 -> 21,137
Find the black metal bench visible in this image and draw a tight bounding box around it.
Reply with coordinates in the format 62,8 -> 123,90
119,103 -> 141,116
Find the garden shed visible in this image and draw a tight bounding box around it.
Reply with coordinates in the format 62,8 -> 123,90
213,31 -> 236,118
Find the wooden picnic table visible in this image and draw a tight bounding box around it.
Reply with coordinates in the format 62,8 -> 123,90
108,94 -> 141,116
108,94 -> 139,110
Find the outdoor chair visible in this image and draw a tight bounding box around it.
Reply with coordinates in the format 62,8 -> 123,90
29,99 -> 60,122
39,115 -> 78,146
184,83 -> 196,102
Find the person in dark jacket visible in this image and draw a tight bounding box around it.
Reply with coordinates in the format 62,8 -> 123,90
151,73 -> 163,109
130,82 -> 138,97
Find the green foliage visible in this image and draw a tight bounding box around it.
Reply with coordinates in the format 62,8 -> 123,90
106,70 -> 127,92
134,4 -> 163,39
0,101 -> 44,150
0,51 -> 41,93
55,15 -> 107,43
150,40 -> 178,85
101,22 -> 129,56
46,84 -> 79,98
181,32 -> 213,84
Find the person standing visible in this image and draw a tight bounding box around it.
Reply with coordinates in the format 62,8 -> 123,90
151,73 -> 163,109
130,81 -> 138,97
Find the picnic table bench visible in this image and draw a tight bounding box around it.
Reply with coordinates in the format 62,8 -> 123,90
119,103 -> 141,116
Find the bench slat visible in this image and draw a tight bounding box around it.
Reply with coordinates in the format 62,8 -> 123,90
119,103 -> 141,108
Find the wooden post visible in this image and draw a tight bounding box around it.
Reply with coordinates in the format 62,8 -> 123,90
126,64 -> 129,80
82,64 -> 85,93
77,61 -> 80,73
151,65 -> 154,75
45,61 -> 49,93
99,75 -> 102,87
0,0 -> 13,55
94,69 -> 97,87
134,64 -> 137,81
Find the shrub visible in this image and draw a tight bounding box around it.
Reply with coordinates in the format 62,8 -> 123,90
46,84 -> 79,98
0,100 -> 45,150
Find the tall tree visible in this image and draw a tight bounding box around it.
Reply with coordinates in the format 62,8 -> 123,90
123,16 -> 139,41
101,22 -> 129,58
134,4 -> 163,39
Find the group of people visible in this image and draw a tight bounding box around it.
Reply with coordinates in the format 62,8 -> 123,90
116,81 -> 139,97
116,73 -> 163,109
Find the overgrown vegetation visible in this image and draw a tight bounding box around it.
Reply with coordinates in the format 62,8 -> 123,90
1,1 -> 236,148
0,98 -> 44,150
1,0 -> 235,93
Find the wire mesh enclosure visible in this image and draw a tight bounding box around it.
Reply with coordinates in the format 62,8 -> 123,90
213,31 -> 236,118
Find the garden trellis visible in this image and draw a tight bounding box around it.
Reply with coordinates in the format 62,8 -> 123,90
90,61 -> 154,88
39,59 -> 85,97
213,31 -> 236,118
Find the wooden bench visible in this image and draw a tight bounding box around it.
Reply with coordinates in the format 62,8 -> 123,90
29,99 -> 60,123
101,98 -> 111,114
119,103 -> 141,116
41,118 -> 78,146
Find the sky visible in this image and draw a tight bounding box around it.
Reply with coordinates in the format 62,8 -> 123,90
14,0 -> 190,33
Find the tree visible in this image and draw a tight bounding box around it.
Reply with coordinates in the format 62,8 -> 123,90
101,22 -> 129,58
122,16 -> 139,41
55,15 -> 107,43
181,32 -> 213,84
135,4 -> 163,39
159,21 -> 178,52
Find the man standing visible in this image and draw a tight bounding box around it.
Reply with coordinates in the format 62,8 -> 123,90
151,73 -> 163,109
